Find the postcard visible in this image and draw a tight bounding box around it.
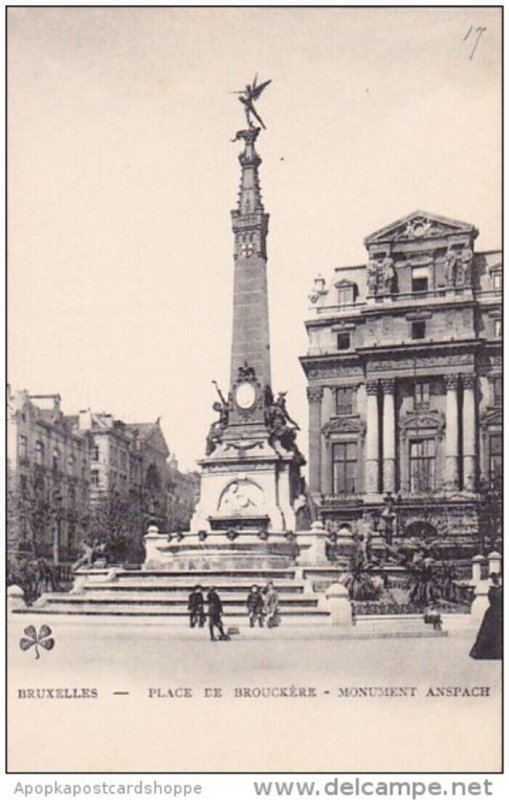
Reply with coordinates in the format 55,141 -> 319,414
6,6 -> 502,775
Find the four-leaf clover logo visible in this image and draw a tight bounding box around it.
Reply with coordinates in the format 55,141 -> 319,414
19,625 -> 55,659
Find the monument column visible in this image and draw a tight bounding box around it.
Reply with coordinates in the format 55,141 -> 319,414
462,374 -> 477,492
382,378 -> 396,492
307,386 -> 323,494
365,380 -> 380,494
230,127 -> 271,398
445,375 -> 460,491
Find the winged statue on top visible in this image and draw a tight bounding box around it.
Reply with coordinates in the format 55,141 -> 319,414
231,74 -> 272,130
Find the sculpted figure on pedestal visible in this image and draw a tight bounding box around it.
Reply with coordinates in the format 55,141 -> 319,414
367,259 -> 378,294
266,391 -> 302,458
206,381 -> 230,455
379,256 -> 395,294
459,247 -> 474,284
231,74 -> 272,130
445,250 -> 457,286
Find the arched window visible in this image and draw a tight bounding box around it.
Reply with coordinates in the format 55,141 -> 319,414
145,464 -> 162,493
35,441 -> 45,466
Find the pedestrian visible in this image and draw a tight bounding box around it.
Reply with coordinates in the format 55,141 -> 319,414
188,584 -> 206,628
470,573 -> 502,660
263,580 -> 281,628
207,586 -> 227,641
246,584 -> 265,628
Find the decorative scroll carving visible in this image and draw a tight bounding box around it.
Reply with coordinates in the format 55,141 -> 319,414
461,374 -> 476,390
381,378 -> 395,394
308,364 -> 362,379
306,386 -> 324,403
400,410 -> 445,435
366,380 -> 379,396
322,417 -> 365,438
445,375 -> 459,391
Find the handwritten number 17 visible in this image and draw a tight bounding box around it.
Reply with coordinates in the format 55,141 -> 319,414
463,26 -> 487,60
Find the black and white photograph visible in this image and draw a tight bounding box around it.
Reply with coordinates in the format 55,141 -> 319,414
5,5 -> 503,777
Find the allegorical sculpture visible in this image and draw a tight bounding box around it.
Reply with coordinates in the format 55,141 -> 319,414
231,74 -> 272,130
206,380 -> 230,455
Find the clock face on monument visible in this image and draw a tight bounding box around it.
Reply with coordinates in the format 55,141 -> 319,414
235,381 -> 257,410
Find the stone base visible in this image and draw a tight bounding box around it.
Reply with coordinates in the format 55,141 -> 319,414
144,531 -> 298,570
191,439 -> 300,533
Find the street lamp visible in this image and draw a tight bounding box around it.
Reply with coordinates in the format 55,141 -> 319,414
51,490 -> 63,565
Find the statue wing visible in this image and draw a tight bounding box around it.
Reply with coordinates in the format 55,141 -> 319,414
251,78 -> 272,100
248,103 -> 266,129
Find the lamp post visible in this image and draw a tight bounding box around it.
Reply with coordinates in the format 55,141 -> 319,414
51,490 -> 63,565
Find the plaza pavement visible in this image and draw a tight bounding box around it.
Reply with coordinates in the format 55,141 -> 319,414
7,613 -> 502,773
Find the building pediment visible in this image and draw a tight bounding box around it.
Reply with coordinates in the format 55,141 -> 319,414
364,211 -> 478,247
322,416 -> 365,438
400,410 -> 445,434
480,410 -> 502,429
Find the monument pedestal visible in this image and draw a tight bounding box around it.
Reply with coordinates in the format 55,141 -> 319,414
191,436 -> 300,535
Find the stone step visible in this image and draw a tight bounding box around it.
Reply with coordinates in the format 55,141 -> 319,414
82,582 -> 306,593
19,605 -> 329,623
41,594 -> 320,608
79,568 -> 298,580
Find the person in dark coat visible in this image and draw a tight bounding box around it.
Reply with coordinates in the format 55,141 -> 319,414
470,573 -> 502,660
188,585 -> 206,628
207,587 -> 227,641
246,585 -> 265,628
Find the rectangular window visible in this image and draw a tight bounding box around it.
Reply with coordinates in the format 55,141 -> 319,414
488,434 -> 502,483
494,319 -> 501,338
414,381 -> 430,407
337,332 -> 351,350
336,387 -> 354,415
412,267 -> 429,293
411,321 -> 426,340
493,377 -> 502,406
409,438 -> 435,492
20,474 -> 28,497
332,441 -> 357,496
493,272 -> 502,290
18,435 -> 28,460
91,470 -> 100,487
68,486 -> 76,508
337,285 -> 355,306
92,445 -> 99,461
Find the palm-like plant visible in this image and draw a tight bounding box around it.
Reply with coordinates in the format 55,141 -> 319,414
406,557 -> 440,608
342,550 -> 383,601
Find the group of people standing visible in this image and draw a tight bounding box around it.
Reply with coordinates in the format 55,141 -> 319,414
188,581 -> 280,641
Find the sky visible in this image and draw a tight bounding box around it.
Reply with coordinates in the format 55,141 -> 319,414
8,7 -> 501,472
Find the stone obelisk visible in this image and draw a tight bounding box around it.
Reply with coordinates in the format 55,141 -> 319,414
189,87 -> 305,538
230,126 -> 271,396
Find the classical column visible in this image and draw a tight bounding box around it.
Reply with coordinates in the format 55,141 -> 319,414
365,380 -> 380,494
307,386 -> 323,494
321,386 -> 335,495
444,375 -> 460,491
462,374 -> 477,492
382,378 -> 396,492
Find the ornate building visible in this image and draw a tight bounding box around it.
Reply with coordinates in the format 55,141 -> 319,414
7,391 -> 199,563
7,390 -> 92,562
300,211 -> 502,557
75,411 -> 197,538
